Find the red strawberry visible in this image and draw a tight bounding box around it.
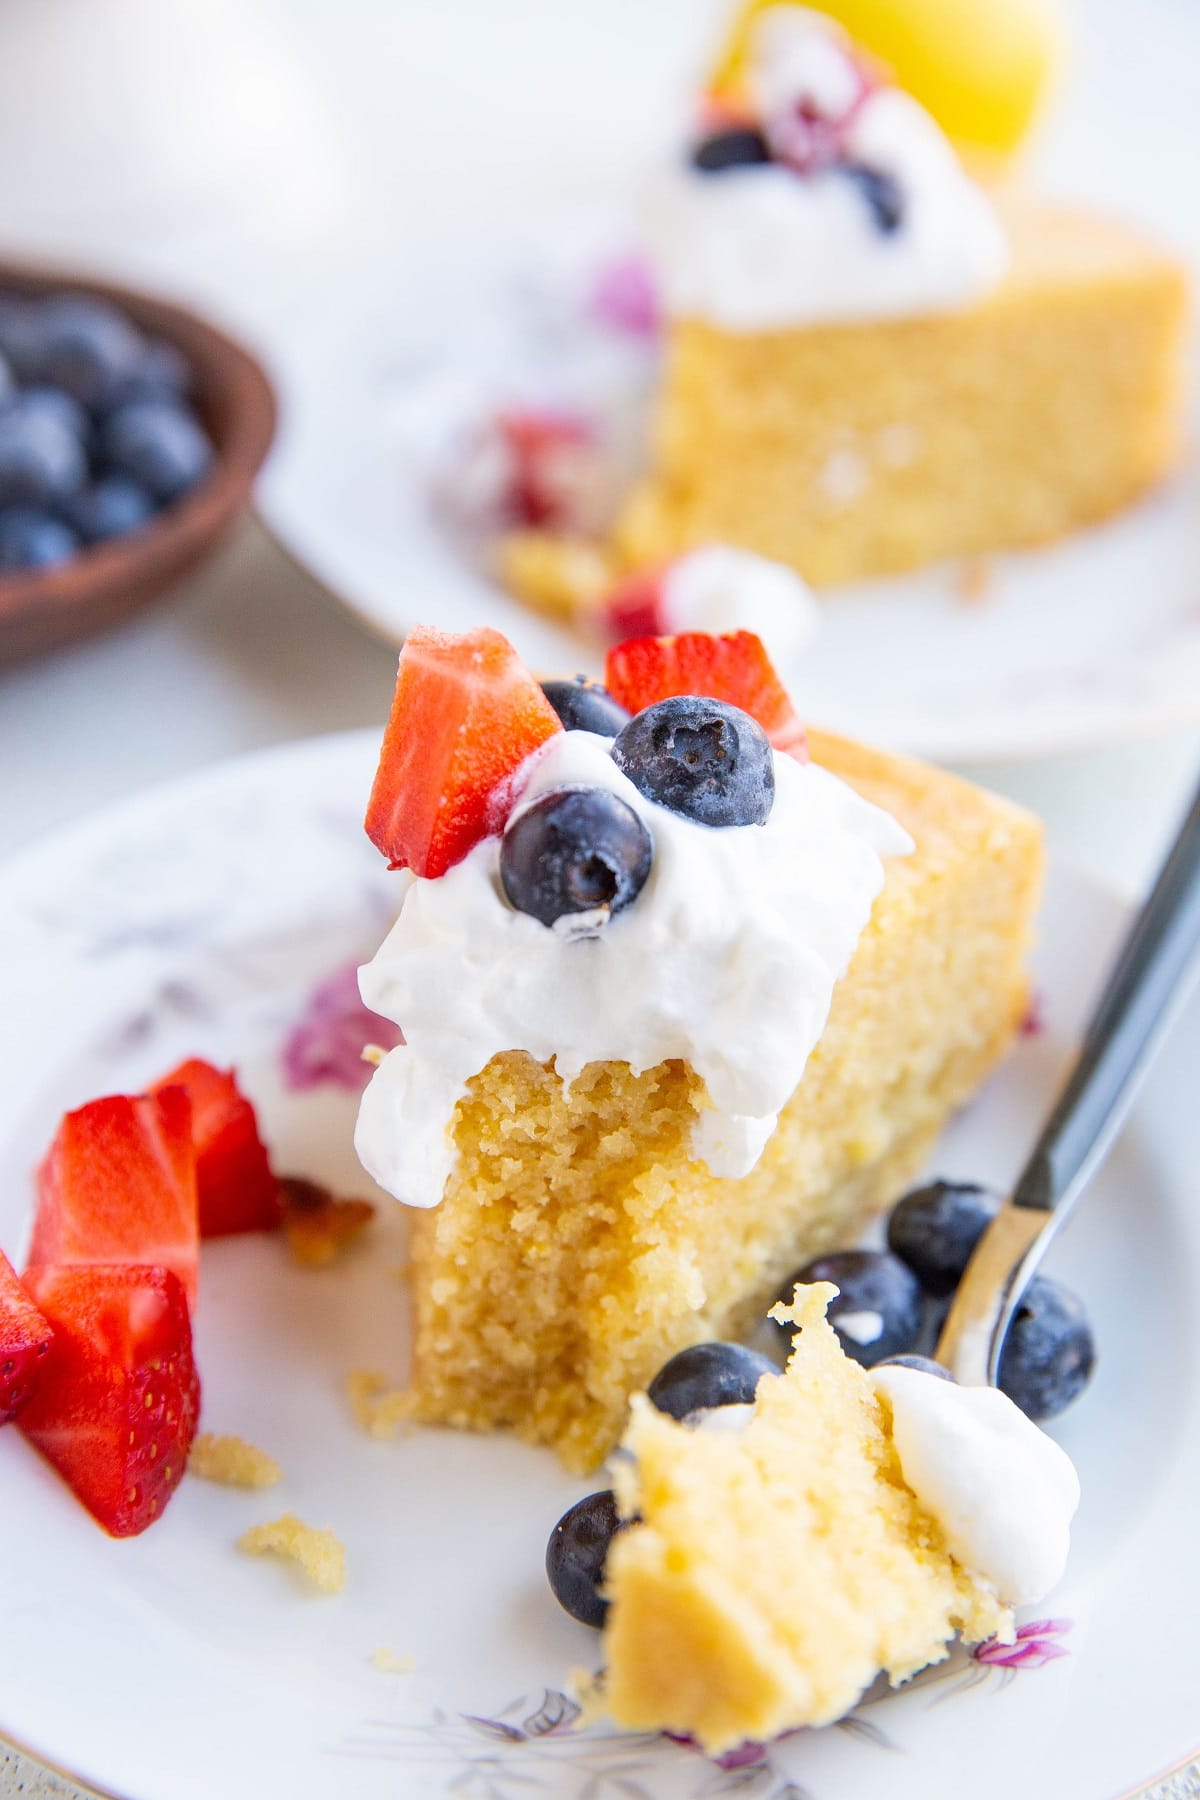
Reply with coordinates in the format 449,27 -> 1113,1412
150,1059 -> 280,1238
365,624 -> 563,878
601,564 -> 671,644
605,630 -> 808,761
20,1264 -> 199,1538
497,407 -> 592,528
29,1090 -> 199,1311
0,1250 -> 53,1425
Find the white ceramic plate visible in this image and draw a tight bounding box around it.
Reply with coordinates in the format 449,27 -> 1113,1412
1,731 -> 1198,1800
258,229 -> 1200,767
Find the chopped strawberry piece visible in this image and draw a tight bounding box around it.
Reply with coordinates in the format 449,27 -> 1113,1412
20,1265 -> 199,1538
497,407 -> 592,528
365,624 -> 563,878
605,630 -> 808,761
29,1090 -> 199,1311
0,1250 -> 53,1425
150,1059 -> 280,1239
601,565 -> 670,644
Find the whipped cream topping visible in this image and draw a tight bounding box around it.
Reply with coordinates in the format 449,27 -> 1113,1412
872,1366 -> 1080,1606
356,729 -> 911,1210
647,9 -> 1008,332
660,546 -> 819,668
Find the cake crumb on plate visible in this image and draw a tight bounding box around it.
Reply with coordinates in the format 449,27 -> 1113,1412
238,1513 -> 346,1593
189,1433 -> 282,1489
347,1369 -> 413,1439
370,1647 -> 415,1675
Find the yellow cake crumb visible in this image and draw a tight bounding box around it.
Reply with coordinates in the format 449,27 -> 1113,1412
238,1513 -> 346,1594
188,1433 -> 282,1489
370,1647 -> 416,1675
346,1369 -> 414,1439
603,1284 -> 1010,1753
496,530 -> 614,622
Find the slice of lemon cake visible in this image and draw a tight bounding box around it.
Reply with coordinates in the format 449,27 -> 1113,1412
506,7 -> 1187,604
354,621 -> 1041,1471
602,1284 -> 1079,1751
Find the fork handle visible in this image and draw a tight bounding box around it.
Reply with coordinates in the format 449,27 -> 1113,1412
938,775 -> 1200,1385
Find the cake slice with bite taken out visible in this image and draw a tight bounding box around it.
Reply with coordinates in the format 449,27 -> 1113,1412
355,623 -> 1042,1470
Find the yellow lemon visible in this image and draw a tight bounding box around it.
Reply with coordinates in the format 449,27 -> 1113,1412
710,0 -> 1066,163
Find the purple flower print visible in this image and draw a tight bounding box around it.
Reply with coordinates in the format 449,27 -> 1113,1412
974,1617 -> 1072,1670
281,963 -> 401,1093
588,256 -> 660,341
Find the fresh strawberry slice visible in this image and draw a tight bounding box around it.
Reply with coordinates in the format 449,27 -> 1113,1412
150,1059 -> 280,1239
365,624 -> 563,877
20,1264 -> 199,1538
29,1090 -> 199,1310
0,1250 -> 53,1425
605,629 -> 809,761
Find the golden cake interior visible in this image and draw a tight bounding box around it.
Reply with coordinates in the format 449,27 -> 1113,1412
603,1284 -> 1011,1752
404,731 -> 1043,1471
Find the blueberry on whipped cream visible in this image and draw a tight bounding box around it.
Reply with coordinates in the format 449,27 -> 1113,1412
539,676 -> 631,736
651,5 -> 1008,331
611,696 -> 776,829
500,785 -> 653,933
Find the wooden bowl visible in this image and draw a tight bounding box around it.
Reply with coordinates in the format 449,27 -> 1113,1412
0,260 -> 277,663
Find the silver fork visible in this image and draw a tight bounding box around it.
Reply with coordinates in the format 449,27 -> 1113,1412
937,776 -> 1200,1386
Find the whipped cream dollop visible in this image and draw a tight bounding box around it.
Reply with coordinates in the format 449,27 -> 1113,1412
872,1366 -> 1081,1605
659,546 -> 819,668
356,728 -> 911,1210
647,8 -> 1008,332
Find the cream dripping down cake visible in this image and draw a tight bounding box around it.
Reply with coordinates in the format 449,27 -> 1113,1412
354,609 -> 1042,1471
501,2 -> 1187,607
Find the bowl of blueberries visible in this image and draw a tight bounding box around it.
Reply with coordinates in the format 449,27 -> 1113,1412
0,263 -> 276,661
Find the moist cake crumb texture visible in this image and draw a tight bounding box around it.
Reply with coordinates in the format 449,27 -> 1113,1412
188,1432 -> 282,1490
403,730 -> 1043,1470
603,1285 -> 1011,1752
238,1513 -> 347,1594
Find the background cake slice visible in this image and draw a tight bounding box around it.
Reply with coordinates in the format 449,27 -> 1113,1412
392,724 -> 1042,1471
614,196 -> 1188,587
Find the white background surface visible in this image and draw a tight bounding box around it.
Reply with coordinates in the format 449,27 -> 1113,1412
0,1 -> 1197,1795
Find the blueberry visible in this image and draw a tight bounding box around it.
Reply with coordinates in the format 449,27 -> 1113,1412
62,474 -> 155,545
546,1489 -> 622,1628
0,398 -> 87,507
774,1250 -> 924,1368
646,1341 -> 778,1421
875,1353 -> 955,1381
500,787 -> 652,930
842,164 -> 905,234
540,677 -> 631,736
0,297 -> 45,382
35,293 -> 144,408
887,1180 -> 1001,1296
18,385 -> 90,444
105,337 -> 190,409
692,128 -> 772,173
998,1275 -> 1095,1422
611,696 -> 774,828
0,507 -> 78,572
100,400 -> 213,503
